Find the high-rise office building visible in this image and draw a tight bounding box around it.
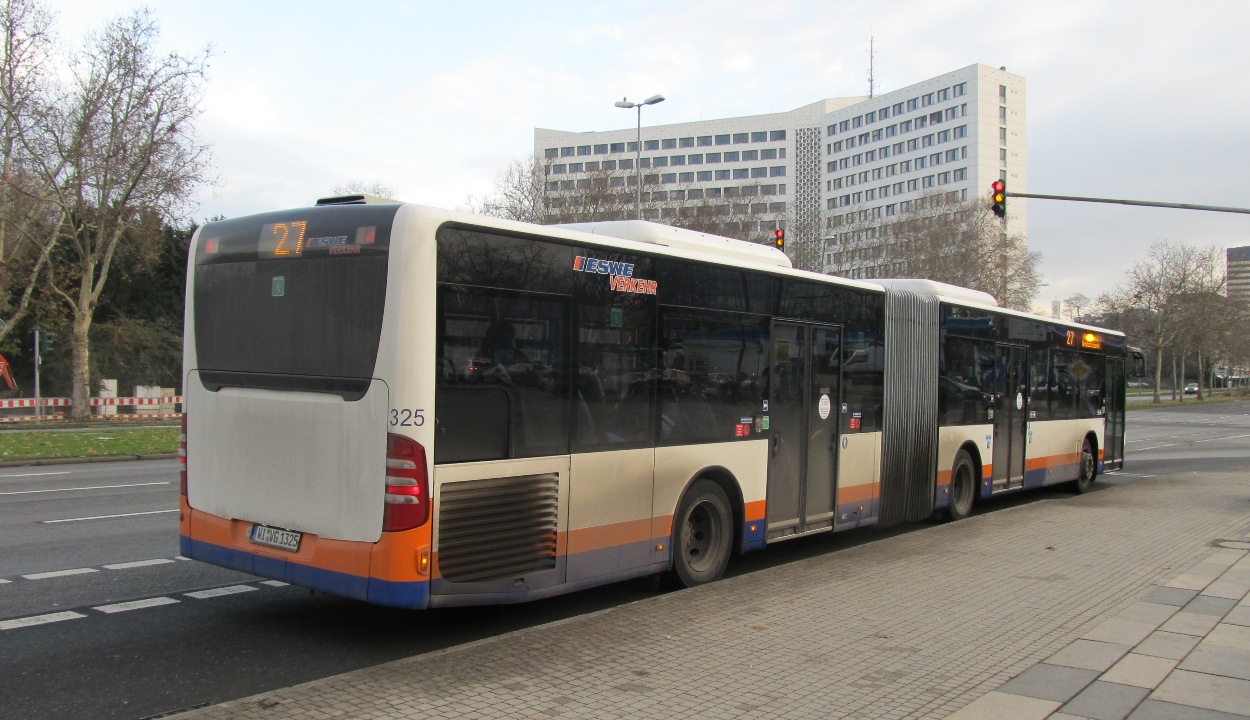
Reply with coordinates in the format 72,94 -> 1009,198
1228,245 -> 1250,304
534,63 -> 1025,276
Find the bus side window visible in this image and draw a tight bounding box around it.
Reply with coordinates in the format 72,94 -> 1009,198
436,289 -> 570,462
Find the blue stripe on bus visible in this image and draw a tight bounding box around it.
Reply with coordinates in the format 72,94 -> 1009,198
180,535 -> 429,609
742,519 -> 766,551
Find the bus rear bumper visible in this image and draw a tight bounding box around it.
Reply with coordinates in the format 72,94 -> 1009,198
180,535 -> 430,609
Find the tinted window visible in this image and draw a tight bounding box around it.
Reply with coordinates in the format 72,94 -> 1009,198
658,260 -> 753,313
938,336 -> 993,425
436,289 -> 569,463
572,251 -> 658,452
192,205 -> 398,399
1050,350 -> 1106,420
437,225 -> 572,295
658,310 -> 768,445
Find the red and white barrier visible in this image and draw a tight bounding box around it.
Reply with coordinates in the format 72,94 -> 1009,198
0,396 -> 182,422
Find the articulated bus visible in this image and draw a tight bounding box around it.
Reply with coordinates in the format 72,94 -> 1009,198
180,197 -> 1140,609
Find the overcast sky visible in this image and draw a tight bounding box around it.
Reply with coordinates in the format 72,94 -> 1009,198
49,0 -> 1250,307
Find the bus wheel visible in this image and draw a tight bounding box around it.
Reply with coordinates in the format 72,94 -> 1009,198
948,450 -> 976,521
1071,438 -> 1096,494
670,479 -> 733,588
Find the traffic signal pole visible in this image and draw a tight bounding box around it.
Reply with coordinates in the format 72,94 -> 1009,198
33,328 -> 41,424
1005,192 -> 1250,216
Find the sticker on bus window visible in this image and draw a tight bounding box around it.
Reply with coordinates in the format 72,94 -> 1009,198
818,394 -> 831,420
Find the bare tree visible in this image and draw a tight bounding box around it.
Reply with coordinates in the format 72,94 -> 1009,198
0,0 -> 57,343
333,179 -> 396,200
1063,293 -> 1090,322
1100,240 -> 1225,403
824,192 -> 1041,309
18,9 -> 212,417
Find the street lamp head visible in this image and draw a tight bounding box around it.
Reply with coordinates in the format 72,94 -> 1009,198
643,94 -> 665,105
614,99 -> 635,109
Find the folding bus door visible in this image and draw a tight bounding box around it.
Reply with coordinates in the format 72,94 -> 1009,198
766,321 -> 841,540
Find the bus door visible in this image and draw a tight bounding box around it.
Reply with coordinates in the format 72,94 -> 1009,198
766,322 -> 841,540
1104,357 -> 1126,470
992,344 -> 1027,491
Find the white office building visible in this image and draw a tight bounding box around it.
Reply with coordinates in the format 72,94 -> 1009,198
534,63 -> 1025,275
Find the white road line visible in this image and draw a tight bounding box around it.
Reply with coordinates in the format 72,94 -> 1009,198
174,556 -> 190,561
1194,433 -> 1250,444
185,585 -> 257,599
93,597 -> 180,614
259,580 -> 289,587
1107,472 -> 1157,478
41,509 -> 177,524
0,481 -> 169,496
0,611 -> 86,630
1135,433 -> 1250,452
102,559 -> 175,570
0,578 -> 10,584
0,471 -> 71,479
22,567 -> 98,580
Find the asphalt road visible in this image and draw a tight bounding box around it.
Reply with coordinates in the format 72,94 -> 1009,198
1,400 -> 1248,720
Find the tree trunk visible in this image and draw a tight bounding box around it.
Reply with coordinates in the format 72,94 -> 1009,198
1153,346 -> 1164,403
1197,350 -> 1205,400
70,306 -> 92,420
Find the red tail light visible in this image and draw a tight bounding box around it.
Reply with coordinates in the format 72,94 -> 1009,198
384,434 -> 429,532
179,414 -> 188,496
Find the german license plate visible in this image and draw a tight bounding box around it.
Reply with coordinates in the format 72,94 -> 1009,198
250,524 -> 301,552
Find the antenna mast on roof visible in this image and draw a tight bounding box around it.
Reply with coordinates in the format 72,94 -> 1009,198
867,35 -> 876,97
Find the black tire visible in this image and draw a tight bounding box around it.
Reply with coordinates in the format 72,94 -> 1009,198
948,450 -> 976,521
1070,437 -> 1096,494
670,479 -> 733,588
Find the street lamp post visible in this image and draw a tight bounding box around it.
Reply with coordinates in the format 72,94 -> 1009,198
614,94 -> 664,220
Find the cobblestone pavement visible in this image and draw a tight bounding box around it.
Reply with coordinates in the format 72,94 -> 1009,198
174,464 -> 1250,720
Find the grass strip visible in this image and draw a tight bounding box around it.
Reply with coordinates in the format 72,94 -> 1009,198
0,427 -> 179,461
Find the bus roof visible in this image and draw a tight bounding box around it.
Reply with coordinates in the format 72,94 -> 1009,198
555,220 -> 793,269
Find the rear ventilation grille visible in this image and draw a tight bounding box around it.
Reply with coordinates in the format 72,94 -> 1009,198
437,473 -> 559,583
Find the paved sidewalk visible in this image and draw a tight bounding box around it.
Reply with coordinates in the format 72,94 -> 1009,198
174,467 -> 1250,720
947,538 -> 1250,720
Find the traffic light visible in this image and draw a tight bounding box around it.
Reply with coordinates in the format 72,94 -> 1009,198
773,228 -> 785,250
36,328 -> 55,356
990,180 -> 1007,218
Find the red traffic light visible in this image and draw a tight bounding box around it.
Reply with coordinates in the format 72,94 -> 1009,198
990,180 -> 1007,218
773,228 -> 785,249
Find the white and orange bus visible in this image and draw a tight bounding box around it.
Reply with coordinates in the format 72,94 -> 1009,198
180,197 -> 1140,608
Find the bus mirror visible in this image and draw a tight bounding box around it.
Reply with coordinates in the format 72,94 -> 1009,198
1131,351 -> 1146,379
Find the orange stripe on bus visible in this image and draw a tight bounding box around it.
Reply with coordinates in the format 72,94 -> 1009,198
1025,453 -> 1079,472
744,499 -> 766,522
566,518 -> 654,555
836,484 -> 878,505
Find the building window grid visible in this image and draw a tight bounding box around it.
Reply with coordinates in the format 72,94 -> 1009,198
546,80 -> 992,224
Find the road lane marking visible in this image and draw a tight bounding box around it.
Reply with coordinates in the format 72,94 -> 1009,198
0,611 -> 86,630
41,509 -> 177,524
1107,472 -> 1156,478
259,580 -> 289,587
22,567 -> 99,580
0,578 -> 10,584
0,471 -> 71,479
1193,433 -> 1250,443
93,597 -> 180,614
1135,433 -> 1250,451
0,481 -> 169,496
185,585 -> 257,599
102,559 -> 175,570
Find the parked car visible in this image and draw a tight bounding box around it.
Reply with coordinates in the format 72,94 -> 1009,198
1184,382 -> 1199,395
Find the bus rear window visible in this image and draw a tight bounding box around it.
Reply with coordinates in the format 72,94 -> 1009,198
192,205 -> 399,399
